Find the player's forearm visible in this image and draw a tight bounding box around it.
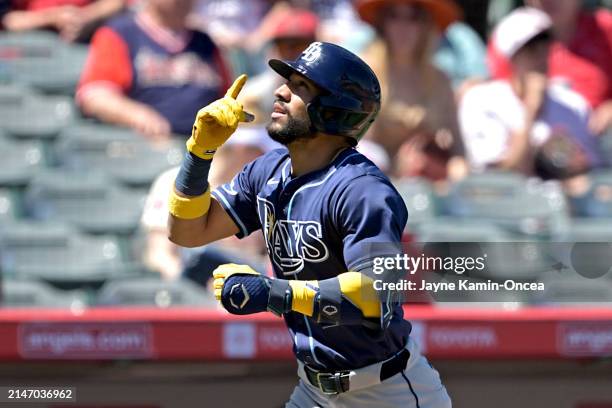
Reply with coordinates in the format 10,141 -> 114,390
218,270 -> 382,326
167,152 -> 214,247
289,272 -> 381,323
168,76 -> 251,247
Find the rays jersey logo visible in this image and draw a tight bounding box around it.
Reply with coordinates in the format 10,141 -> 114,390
257,197 -> 329,276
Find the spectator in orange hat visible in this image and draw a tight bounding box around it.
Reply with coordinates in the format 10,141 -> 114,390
1,0 -> 126,42
76,0 -> 231,140
356,0 -> 467,182
488,0 -> 612,135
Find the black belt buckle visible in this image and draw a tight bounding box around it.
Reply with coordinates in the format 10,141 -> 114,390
305,366 -> 350,395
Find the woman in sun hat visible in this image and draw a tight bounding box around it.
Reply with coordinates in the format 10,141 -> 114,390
356,0 -> 468,182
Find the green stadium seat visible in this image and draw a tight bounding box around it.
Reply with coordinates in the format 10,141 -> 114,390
0,31 -> 87,94
0,221 -> 138,288
24,170 -> 145,235
96,277 -> 216,308
442,173 -> 570,238
547,219 -> 612,283
0,83 -> 36,106
532,275 -> 612,305
393,177 -> 437,230
0,189 -> 19,220
560,218 -> 612,241
2,279 -> 87,309
55,123 -> 183,187
600,128 -> 612,166
0,30 -> 60,47
412,218 -> 515,242
0,94 -> 76,140
412,218 -> 552,282
571,170 -> 612,217
0,138 -> 44,187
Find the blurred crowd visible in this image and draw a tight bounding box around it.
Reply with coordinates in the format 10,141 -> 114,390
1,0 -> 611,295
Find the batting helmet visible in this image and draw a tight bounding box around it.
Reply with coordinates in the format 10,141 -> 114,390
269,42 -> 381,144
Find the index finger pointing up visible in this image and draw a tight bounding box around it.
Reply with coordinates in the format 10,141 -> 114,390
225,74 -> 248,99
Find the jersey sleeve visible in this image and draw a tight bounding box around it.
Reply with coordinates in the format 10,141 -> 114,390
335,175 -> 407,273
211,160 -> 261,239
334,175 -> 408,329
76,26 -> 132,102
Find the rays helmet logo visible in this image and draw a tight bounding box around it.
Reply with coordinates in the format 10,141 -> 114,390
300,42 -> 323,64
258,197 -> 329,276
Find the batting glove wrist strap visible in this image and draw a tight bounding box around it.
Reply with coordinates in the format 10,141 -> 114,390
314,278 -> 342,325
174,151 -> 212,196
267,279 -> 292,316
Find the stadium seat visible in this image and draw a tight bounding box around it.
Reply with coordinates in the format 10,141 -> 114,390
441,173 -> 570,238
0,94 -> 76,140
55,123 -> 183,187
0,83 -> 35,106
532,275 -> 612,305
570,170 -> 612,217
96,278 -> 216,308
412,217 -> 515,242
412,218 -> 552,282
0,137 -> 44,187
0,221 -> 138,288
547,219 -> 612,283
560,218 -> 612,241
2,279 -> 87,309
24,170 -> 145,235
0,188 -> 19,220
394,177 -> 437,229
0,31 -> 87,94
600,128 -> 612,166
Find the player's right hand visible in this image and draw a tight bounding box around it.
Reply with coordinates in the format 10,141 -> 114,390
213,264 -> 272,315
186,74 -> 255,159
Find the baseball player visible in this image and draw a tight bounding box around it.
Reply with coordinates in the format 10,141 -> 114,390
168,41 -> 451,408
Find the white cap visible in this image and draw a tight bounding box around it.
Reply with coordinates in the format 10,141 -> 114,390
493,7 -> 552,58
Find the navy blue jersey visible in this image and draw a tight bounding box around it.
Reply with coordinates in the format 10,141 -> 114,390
212,147 -> 411,370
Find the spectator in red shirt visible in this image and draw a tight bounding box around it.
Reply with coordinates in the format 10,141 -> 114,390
488,0 -> 612,135
76,0 -> 231,140
1,0 -> 126,42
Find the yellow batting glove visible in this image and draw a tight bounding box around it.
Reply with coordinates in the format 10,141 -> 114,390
187,74 -> 255,159
213,263 -> 260,301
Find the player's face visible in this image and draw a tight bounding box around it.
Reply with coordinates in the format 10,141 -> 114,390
267,73 -> 319,145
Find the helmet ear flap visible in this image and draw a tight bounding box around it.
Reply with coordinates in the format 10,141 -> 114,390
306,98 -> 326,135
307,94 -> 376,141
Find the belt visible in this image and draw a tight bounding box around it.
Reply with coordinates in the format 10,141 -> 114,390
302,348 -> 411,395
